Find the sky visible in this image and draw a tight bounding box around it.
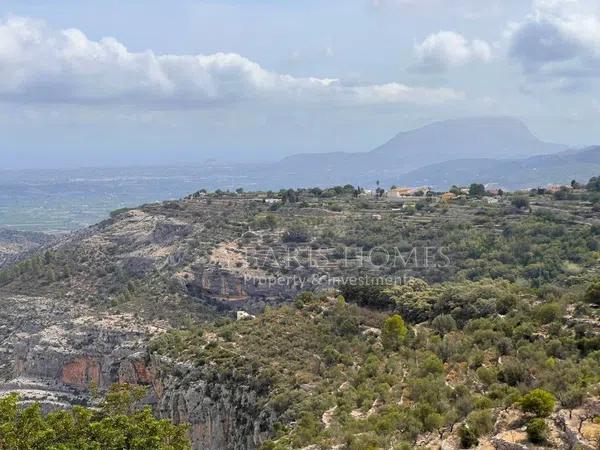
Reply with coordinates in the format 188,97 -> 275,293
1,0 -> 600,168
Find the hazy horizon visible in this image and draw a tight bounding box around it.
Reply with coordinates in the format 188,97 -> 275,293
1,0 -> 600,169
0,115 -> 576,171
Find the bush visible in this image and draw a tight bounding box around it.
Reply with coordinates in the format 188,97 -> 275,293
586,175 -> 600,191
469,184 -> 486,197
511,196 -> 530,209
584,280 -> 600,306
534,302 -> 563,324
526,418 -> 548,444
254,214 -> 278,230
459,424 -> 479,448
420,354 -> 444,376
467,409 -> 494,436
431,314 -> 457,336
282,226 -> 311,243
340,283 -> 392,310
520,389 -> 556,417
498,357 -> 527,386
381,315 -> 408,351
476,367 -> 497,386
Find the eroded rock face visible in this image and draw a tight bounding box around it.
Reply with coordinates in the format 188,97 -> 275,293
0,294 -> 165,405
147,356 -> 276,450
186,267 -> 306,314
0,294 -> 275,450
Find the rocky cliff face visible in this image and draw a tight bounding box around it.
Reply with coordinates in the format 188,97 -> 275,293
0,196 -> 453,315
146,355 -> 276,450
0,293 -> 161,402
0,292 -> 275,449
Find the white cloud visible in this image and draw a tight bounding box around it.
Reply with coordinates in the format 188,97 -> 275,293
0,16 -> 462,108
414,31 -> 492,72
507,0 -> 600,78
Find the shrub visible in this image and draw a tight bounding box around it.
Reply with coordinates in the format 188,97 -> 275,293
423,412 -> 443,432
586,176 -> 600,191
332,307 -> 360,337
520,389 -> 556,418
584,280 -> 600,306
459,424 -> 479,448
282,226 -> 311,243
381,315 -> 408,351
534,302 -> 563,324
469,184 -> 486,197
498,357 -> 527,386
526,418 -> 548,444
467,409 -> 494,436
420,354 -> 444,376
340,283 -> 392,310
431,314 -> 457,336
511,196 -> 530,209
254,214 -> 278,230
476,367 -> 497,386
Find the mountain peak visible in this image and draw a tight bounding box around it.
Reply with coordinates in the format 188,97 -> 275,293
414,116 -> 533,139
371,116 -> 562,163
270,117 -> 567,189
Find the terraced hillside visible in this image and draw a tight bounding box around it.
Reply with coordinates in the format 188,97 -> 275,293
1,187 -> 600,449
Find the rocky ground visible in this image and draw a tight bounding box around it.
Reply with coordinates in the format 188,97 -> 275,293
0,229 -> 54,270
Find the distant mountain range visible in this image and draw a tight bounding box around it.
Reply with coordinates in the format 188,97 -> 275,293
394,145 -> 600,190
258,117 -> 600,190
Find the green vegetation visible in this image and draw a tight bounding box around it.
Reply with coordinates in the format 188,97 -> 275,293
587,176 -> 600,191
526,418 -> 549,444
3,177 -> 600,448
519,389 -> 556,417
0,384 -> 190,450
5,177 -> 600,309
511,195 -> 530,209
381,314 -> 408,351
458,423 -> 479,448
585,280 -> 600,306
468,183 -> 486,197
150,280 -> 600,448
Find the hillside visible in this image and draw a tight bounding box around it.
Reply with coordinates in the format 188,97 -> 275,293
1,187 -> 600,448
0,229 -> 54,270
0,119 -> 583,232
3,188 -> 600,309
151,286 -> 600,449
